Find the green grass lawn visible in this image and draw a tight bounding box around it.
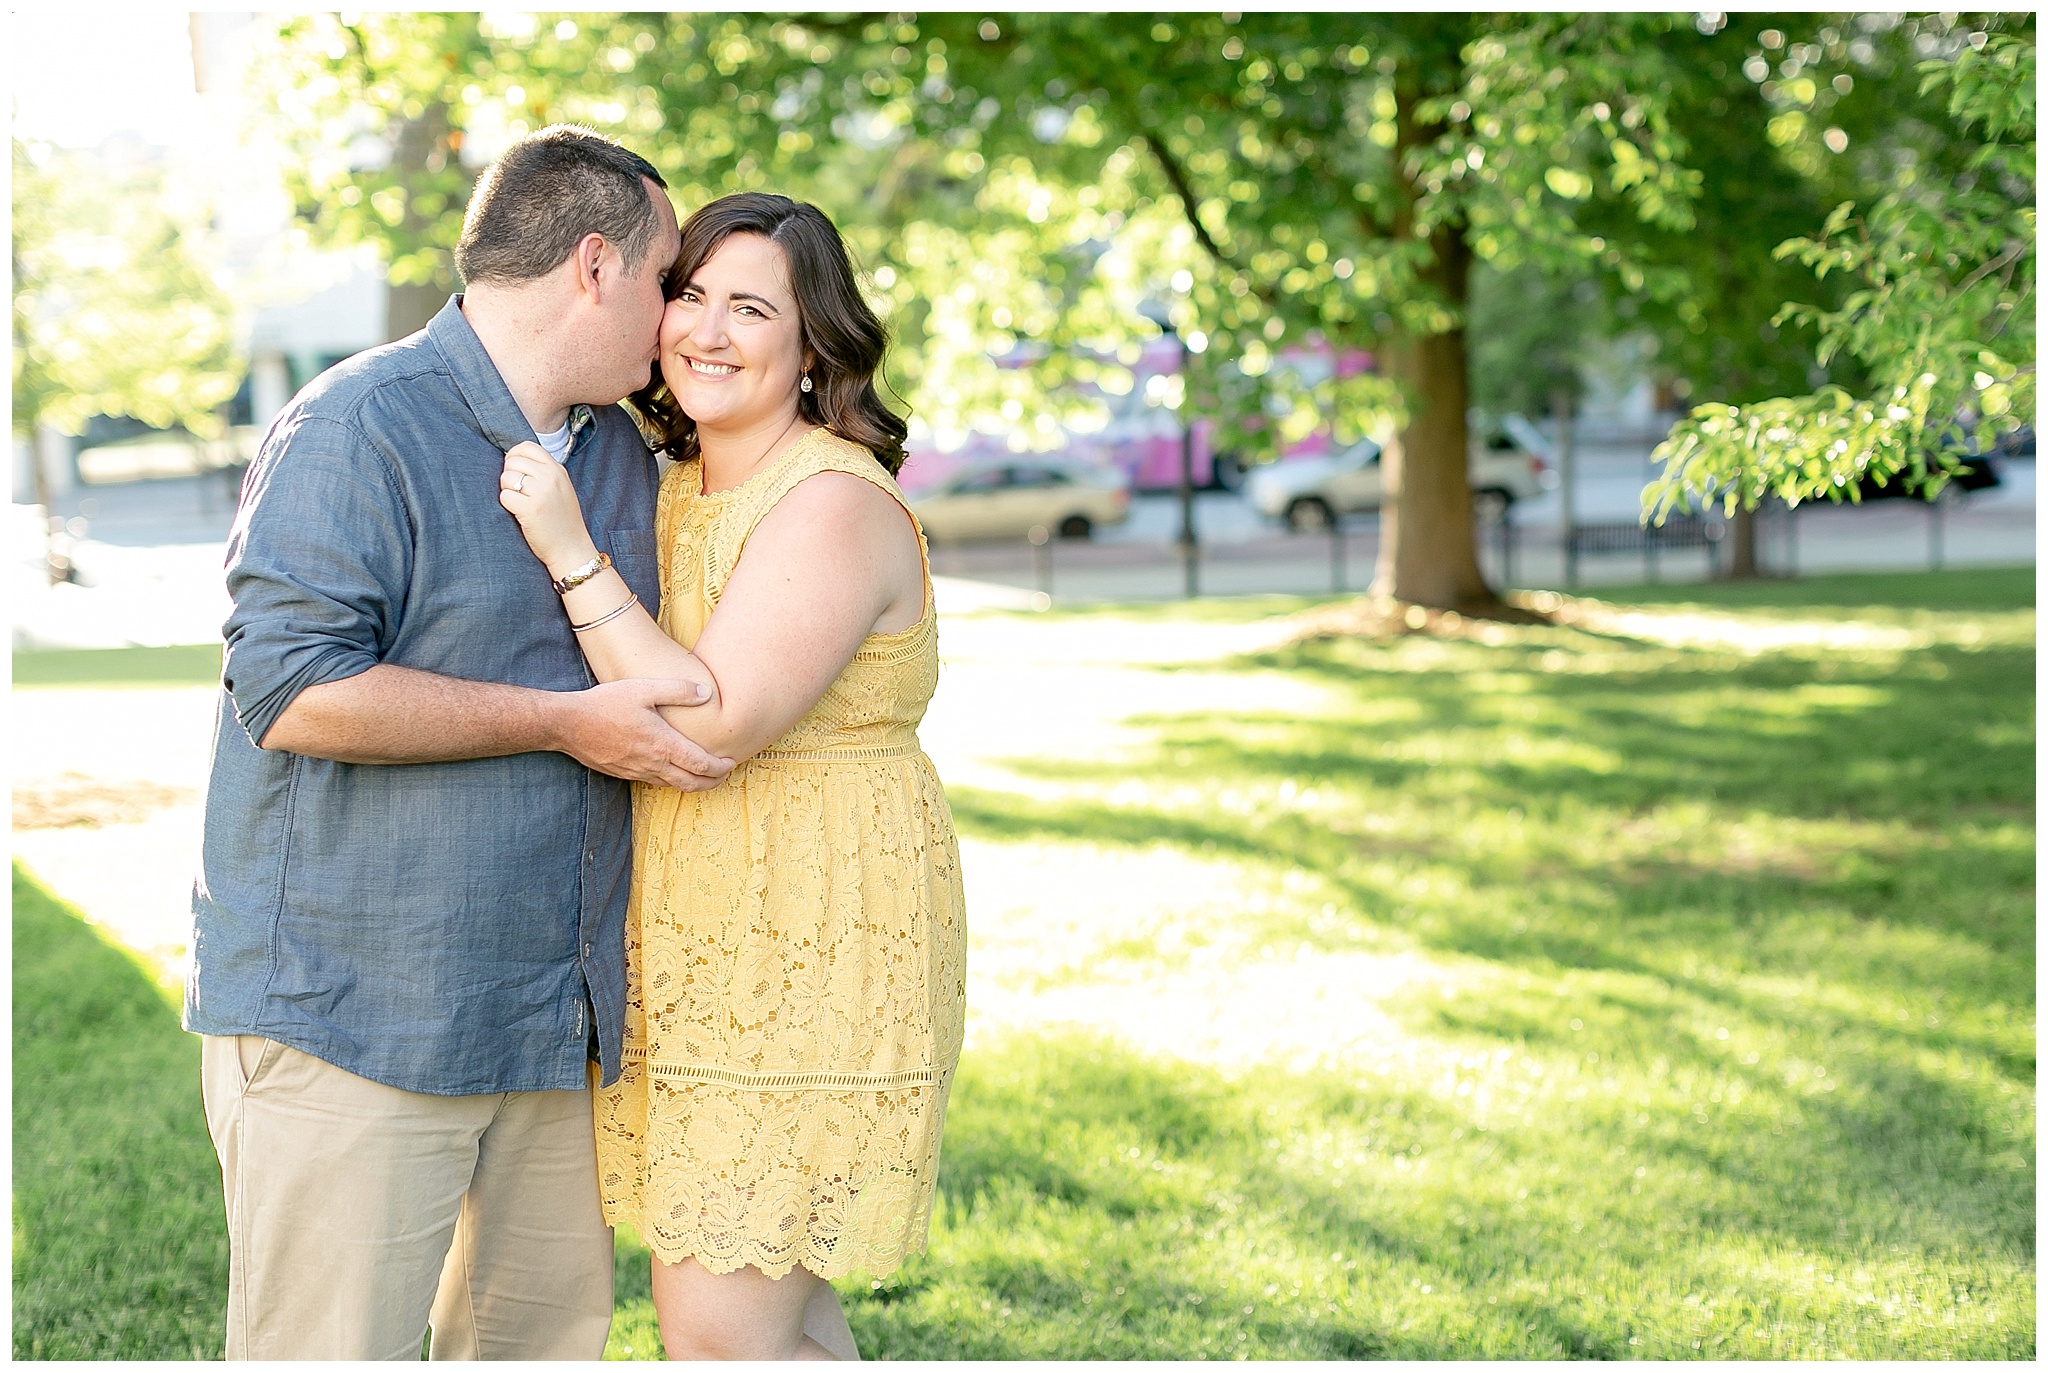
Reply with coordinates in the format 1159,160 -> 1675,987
12,868 -> 227,1358
11,643 -> 223,689
13,567 -> 2033,1359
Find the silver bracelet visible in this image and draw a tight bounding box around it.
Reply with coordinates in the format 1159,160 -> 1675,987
569,591 -> 639,633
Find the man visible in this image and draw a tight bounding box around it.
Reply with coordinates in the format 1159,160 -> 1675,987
186,125 -> 725,1360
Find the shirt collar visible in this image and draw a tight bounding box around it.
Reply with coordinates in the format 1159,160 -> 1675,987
536,405 -> 596,465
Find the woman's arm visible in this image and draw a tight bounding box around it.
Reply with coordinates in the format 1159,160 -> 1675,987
499,443 -> 924,764
499,443 -> 715,698
677,468 -> 925,759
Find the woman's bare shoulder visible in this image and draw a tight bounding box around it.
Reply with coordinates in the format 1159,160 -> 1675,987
767,467 -> 909,535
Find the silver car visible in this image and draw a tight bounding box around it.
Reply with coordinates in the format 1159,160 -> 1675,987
909,460 -> 1132,543
1245,421 -> 1552,531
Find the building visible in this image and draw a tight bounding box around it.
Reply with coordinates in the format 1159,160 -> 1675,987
13,14 -> 388,505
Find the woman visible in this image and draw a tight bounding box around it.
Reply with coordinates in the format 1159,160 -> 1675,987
496,193 -> 965,1360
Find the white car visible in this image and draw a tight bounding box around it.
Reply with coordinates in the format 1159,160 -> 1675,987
1244,420 -> 1553,532
908,460 -> 1131,543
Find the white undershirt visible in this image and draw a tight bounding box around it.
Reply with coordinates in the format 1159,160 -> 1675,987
535,421 -> 572,464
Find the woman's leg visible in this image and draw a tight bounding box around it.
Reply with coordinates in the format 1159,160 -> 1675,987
803,1280 -> 860,1361
651,1254 -> 842,1361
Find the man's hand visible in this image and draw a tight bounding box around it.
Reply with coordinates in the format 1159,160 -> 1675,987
551,678 -> 735,791
260,664 -> 731,787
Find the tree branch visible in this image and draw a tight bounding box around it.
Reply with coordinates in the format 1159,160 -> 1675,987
1134,129 -> 1245,275
1953,236 -> 2029,297
1094,81 -> 1280,309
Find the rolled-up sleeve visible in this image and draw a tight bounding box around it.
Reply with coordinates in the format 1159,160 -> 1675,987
221,413 -> 414,748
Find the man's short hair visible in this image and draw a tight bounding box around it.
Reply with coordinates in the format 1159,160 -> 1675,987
455,125 -> 668,286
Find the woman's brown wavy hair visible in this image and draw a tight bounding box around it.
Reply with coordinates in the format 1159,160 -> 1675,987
628,193 -> 908,473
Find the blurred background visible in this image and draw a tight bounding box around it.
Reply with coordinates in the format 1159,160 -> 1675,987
13,10 -> 2034,644
12,10 -> 2035,1361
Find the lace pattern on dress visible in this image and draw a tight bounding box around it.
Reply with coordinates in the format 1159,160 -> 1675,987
596,428 -> 966,1280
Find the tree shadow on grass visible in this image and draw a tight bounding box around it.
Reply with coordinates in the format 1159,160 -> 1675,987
849,1034 -> 1609,1358
924,606 -> 2033,1355
949,779 -> 2030,1019
1229,635 -> 2032,826
953,628 -> 2034,988
1590,565 -> 2035,613
843,1031 -> 2033,1359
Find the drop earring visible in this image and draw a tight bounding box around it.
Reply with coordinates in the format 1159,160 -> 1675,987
800,372 -> 814,393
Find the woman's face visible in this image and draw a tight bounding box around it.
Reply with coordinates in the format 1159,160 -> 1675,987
659,232 -> 806,435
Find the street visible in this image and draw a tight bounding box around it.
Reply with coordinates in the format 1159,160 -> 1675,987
11,450 -> 2036,650
936,444 -> 2034,602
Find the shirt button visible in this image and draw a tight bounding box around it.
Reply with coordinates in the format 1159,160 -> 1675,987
583,943 -> 593,959
586,850 -> 597,863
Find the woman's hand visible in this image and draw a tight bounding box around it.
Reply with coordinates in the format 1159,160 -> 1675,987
499,442 -> 601,578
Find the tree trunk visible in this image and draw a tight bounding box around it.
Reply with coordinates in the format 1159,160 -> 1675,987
1553,386 -> 1578,588
1370,54 -> 1509,618
385,284 -> 446,343
27,423 -> 58,584
1370,229 -> 1499,613
12,247 -> 62,581
1725,503 -> 1759,578
384,103 -> 461,343
31,424 -> 78,585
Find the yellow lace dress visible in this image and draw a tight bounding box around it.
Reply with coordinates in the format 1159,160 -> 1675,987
593,428 -> 967,1281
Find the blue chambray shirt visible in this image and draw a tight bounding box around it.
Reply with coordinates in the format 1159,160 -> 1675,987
184,296 -> 660,1096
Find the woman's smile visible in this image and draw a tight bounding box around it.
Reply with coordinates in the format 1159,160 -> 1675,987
658,231 -> 808,442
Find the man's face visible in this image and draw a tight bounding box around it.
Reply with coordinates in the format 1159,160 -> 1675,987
587,178 -> 681,405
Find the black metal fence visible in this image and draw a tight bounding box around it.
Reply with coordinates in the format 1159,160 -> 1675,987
1568,514 -> 1724,582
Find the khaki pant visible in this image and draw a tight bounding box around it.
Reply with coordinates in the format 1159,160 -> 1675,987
201,1035 -> 613,1361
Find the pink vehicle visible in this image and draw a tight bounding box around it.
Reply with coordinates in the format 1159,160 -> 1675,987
897,337 -> 1375,495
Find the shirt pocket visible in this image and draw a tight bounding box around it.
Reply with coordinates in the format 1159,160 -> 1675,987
602,527 -> 659,607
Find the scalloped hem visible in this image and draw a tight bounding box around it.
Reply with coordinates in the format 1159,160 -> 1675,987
623,1224 -> 932,1282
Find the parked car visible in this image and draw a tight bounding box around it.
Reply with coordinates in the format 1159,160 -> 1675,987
1848,426 -> 2008,501
1243,425 -> 1550,532
908,460 -> 1131,542
1991,422 -> 2034,461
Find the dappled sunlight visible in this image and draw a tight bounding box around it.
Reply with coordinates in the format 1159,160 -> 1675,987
961,837 -> 1342,992
960,836 -> 1504,1076
839,1009 -> 2032,1358
939,606 -> 1308,666
1563,593 -> 2035,652
12,576 -> 2030,1359
1685,1237 -> 2025,1357
1057,948 -> 1436,1075
922,609 -> 1344,797
874,573 -> 2034,1358
1588,608 -> 1924,653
